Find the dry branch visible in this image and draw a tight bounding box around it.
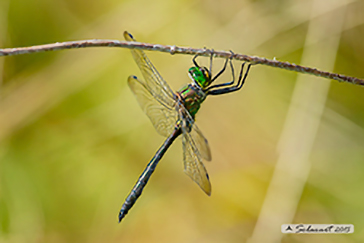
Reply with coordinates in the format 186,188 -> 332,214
1,39 -> 363,85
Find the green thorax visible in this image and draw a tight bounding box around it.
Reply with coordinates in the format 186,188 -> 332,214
177,83 -> 206,119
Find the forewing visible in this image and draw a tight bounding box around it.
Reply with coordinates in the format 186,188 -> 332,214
124,31 -> 175,108
180,103 -> 211,161
187,121 -> 212,161
128,76 -> 178,137
181,113 -> 212,195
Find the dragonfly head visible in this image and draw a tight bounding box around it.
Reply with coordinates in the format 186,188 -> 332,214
188,66 -> 212,89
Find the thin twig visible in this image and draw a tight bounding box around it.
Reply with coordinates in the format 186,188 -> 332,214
0,39 -> 363,85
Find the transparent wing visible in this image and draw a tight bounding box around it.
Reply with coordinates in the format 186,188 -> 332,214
181,111 -> 212,195
128,76 -> 178,137
124,31 -> 175,108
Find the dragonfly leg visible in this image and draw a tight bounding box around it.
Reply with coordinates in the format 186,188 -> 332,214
193,47 -> 211,68
193,47 -> 212,69
209,50 -> 232,84
207,62 -> 252,95
208,51 -> 236,90
192,53 -> 200,67
209,48 -> 214,76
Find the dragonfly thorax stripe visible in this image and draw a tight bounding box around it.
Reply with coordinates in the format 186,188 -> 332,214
177,83 -> 206,119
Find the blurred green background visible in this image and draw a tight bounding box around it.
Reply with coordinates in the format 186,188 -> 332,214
1,0 -> 364,242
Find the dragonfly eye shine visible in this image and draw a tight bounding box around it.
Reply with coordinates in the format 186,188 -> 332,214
188,66 -> 211,88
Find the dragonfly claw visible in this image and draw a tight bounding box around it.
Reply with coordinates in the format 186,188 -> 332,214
229,50 -> 235,60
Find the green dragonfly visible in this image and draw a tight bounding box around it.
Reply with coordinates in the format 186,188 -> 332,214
119,31 -> 252,222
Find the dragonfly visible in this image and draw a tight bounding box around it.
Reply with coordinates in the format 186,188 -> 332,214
119,31 -> 252,222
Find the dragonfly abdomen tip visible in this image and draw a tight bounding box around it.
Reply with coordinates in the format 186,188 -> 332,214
118,212 -> 126,223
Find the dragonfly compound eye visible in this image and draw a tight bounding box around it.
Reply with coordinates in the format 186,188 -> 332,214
188,66 -> 211,88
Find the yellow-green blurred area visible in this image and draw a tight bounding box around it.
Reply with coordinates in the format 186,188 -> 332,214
1,0 -> 364,242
